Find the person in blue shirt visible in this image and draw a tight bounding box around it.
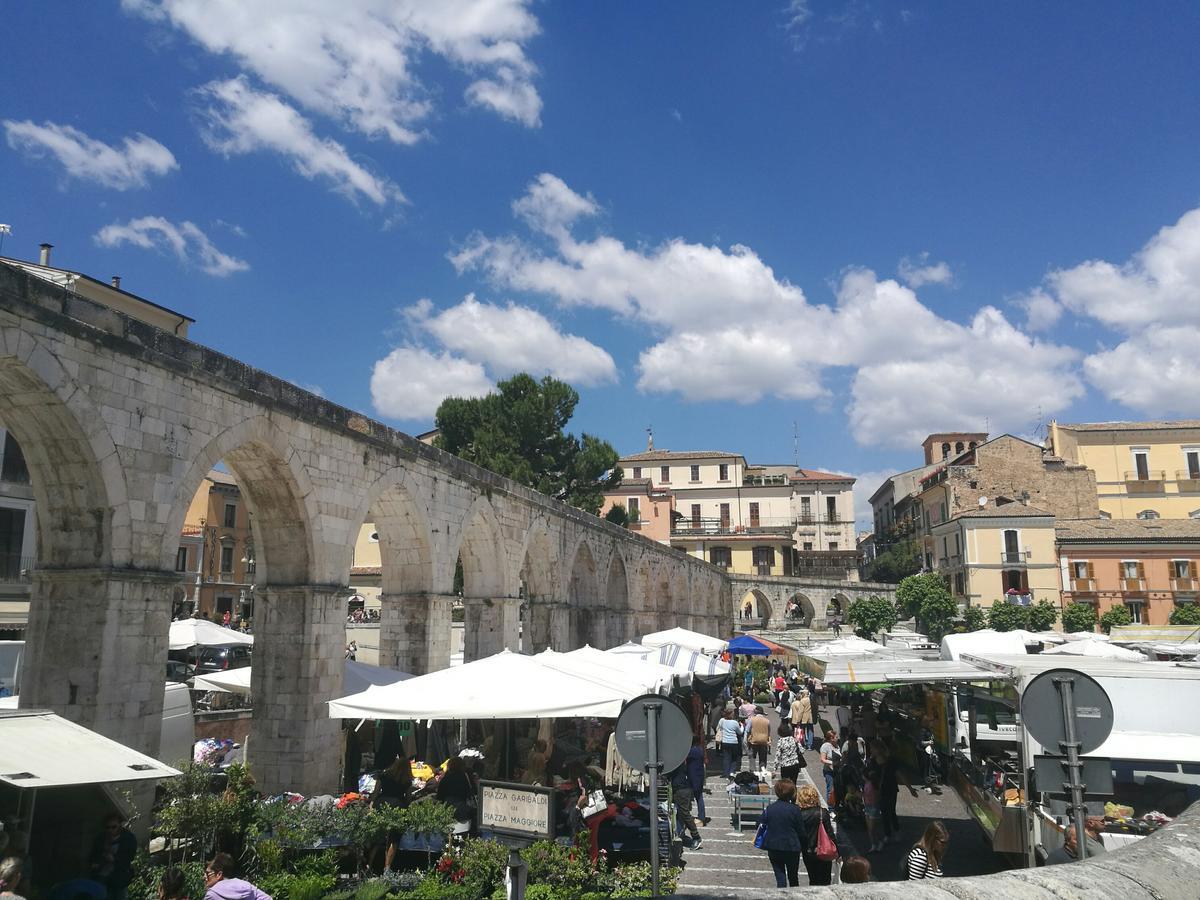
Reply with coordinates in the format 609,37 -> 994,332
715,708 -> 744,778
757,779 -> 808,888
684,736 -> 709,826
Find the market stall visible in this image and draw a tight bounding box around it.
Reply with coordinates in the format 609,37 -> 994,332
168,617 -> 254,650
727,634 -> 771,657
641,627 -> 728,654
195,659 -> 412,695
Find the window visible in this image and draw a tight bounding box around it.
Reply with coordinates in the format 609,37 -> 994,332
690,464 -> 700,481
690,504 -> 701,528
1,432 -> 30,484
800,497 -> 812,521
632,466 -> 641,479
175,546 -> 188,571
627,497 -> 640,520
719,463 -> 729,481
1136,509 -> 1160,520
1185,449 -> 1200,480
220,545 -> 235,575
223,503 -> 237,528
954,533 -> 961,557
216,596 -> 234,615
660,465 -> 670,483
719,503 -> 730,528
749,502 -> 760,527
1172,559 -> 1190,579
954,572 -> 964,595
1072,561 -> 1089,579
969,441 -> 978,450
802,542 -> 813,551
1003,529 -> 1020,562
1125,600 -> 1144,624
826,496 -> 837,522
955,441 -> 964,455
710,546 -> 732,568
752,546 -> 775,570
1132,449 -> 1150,480
1122,560 -> 1138,579
828,541 -> 838,551
941,442 -> 950,459
1002,570 -> 1027,593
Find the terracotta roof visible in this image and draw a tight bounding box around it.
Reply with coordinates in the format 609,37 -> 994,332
1057,420 -> 1200,432
1056,518 -> 1200,542
791,469 -> 855,483
620,450 -> 743,462
955,502 -> 1054,519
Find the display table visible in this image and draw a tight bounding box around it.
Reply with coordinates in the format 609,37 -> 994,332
731,793 -> 770,831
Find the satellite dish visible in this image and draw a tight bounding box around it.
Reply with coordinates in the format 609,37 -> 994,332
978,496 -> 989,507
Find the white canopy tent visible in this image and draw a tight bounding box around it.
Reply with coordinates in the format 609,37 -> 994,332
169,618 -> 254,651
196,659 -> 412,695
561,645 -> 685,691
939,629 -> 1029,661
641,627 -> 728,654
607,641 -> 730,676
536,649 -> 668,696
1042,641 -> 1146,661
0,709 -> 179,788
328,650 -> 633,720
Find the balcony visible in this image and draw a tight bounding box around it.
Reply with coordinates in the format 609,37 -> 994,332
743,474 -> 789,486
1071,578 -> 1096,593
1177,470 -> 1200,493
1001,550 -> 1031,564
670,516 -> 795,538
1171,577 -> 1198,593
0,554 -> 35,584
1122,578 -> 1146,592
1124,470 -> 1167,493
795,514 -> 849,525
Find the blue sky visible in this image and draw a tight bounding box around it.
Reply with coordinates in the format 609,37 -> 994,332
4,2 -> 1200,525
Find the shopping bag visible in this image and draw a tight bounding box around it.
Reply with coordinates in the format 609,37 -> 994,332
754,821 -> 768,849
581,789 -> 608,819
815,819 -> 838,862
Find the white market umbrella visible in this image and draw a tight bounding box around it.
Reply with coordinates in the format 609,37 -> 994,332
609,641 -> 730,676
566,645 -> 687,690
195,659 -> 411,695
328,649 -> 632,720
641,627 -> 728,654
1043,641 -> 1145,661
1060,631 -> 1110,642
169,618 -> 254,651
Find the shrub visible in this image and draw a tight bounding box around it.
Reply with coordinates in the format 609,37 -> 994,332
961,606 -> 987,632
988,601 -> 1028,632
1170,603 -> 1200,626
753,692 -> 773,706
1099,604 -> 1133,634
128,859 -> 207,900
1026,599 -> 1059,632
1061,602 -> 1097,634
845,595 -> 899,639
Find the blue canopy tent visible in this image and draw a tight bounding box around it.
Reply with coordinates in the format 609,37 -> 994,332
727,634 -> 772,656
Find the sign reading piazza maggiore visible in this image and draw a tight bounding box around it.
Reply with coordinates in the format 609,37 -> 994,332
478,781 -> 556,842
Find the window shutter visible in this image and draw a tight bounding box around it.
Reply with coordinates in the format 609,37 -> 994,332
1190,561 -> 1198,580
1086,561 -> 1095,579
1136,561 -> 1146,579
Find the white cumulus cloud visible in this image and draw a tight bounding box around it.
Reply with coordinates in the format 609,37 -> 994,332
1083,327 -> 1200,416
196,78 -> 404,207
123,0 -> 542,136
406,294 -> 617,386
3,120 -> 177,189
450,173 -> 1082,447
370,347 -> 494,421
94,216 -> 249,277
897,252 -> 953,288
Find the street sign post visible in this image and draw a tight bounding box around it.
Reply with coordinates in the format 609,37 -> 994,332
1021,668 -> 1114,861
478,781 -> 556,900
615,694 -> 693,896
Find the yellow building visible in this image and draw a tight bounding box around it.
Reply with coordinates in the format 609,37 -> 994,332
930,501 -> 1060,609
1048,420 -> 1200,520
178,469 -> 256,621
348,523 -> 383,615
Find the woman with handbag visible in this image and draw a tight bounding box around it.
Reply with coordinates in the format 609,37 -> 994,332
755,779 -> 807,888
716,707 -> 744,778
795,784 -> 839,886
775,720 -> 801,784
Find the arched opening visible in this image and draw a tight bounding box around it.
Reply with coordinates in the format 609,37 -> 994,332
827,594 -> 848,621
786,592 -> 816,627
738,589 -> 770,623
955,441 -> 964,455
519,523 -> 557,652
568,541 -> 600,648
604,552 -> 630,648
455,498 -> 513,660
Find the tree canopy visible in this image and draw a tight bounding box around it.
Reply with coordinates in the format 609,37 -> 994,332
961,605 -> 988,632
1026,599 -> 1059,632
987,600 -> 1028,632
1170,603 -> 1200,626
845,595 -> 899,640
1061,602 -> 1097,634
895,572 -> 957,638
863,540 -> 922,584
1099,604 -> 1133,634
434,374 -> 621,515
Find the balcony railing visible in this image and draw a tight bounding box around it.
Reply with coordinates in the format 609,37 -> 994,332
1125,470 -> 1167,493
743,474 -> 790,486
1001,550 -> 1031,563
795,513 -> 849,525
671,515 -> 802,537
1171,578 -> 1198,593
0,554 -> 35,584
1071,578 -> 1096,593
1122,578 -> 1146,592
1178,470 -> 1200,490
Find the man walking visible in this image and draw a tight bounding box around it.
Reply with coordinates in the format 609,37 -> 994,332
747,706 -> 772,771
669,760 -> 703,849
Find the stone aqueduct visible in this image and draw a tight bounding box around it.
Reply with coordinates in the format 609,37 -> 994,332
0,263 -> 728,794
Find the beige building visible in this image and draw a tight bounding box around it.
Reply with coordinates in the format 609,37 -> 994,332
615,449 -> 857,578
178,469 -> 256,621
930,501 -> 1060,608
598,477 -> 674,543
1048,420 -> 1200,520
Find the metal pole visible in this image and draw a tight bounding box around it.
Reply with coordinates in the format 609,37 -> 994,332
505,846 -> 527,900
1054,676 -> 1088,861
646,701 -> 662,898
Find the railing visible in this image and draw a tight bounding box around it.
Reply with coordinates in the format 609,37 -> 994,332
743,474 -> 789,486
755,564 -> 774,576
1122,578 -> 1146,592
1124,470 -> 1166,492
0,554 -> 35,583
1172,578 -> 1197,592
1177,469 -> 1200,487
795,513 -> 849,525
1071,578 -> 1096,593
670,516 -> 795,536
1001,550 -> 1030,563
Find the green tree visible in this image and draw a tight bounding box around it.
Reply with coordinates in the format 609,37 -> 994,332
1170,603 -> 1200,626
1099,604 -> 1133,634
1061,602 -> 1097,634
988,601 -> 1028,632
864,540 -> 922,584
603,503 -> 629,527
845,595 -> 899,640
1026,599 -> 1059,632
435,374 -> 621,515
961,605 -> 988,632
895,573 -> 956,637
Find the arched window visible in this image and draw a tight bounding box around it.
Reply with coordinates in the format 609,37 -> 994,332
1136,510 -> 1160,520
941,442 -> 950,459
955,441 -> 964,454
969,441 -> 977,450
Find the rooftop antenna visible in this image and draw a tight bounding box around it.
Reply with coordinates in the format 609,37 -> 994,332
0,224 -> 10,256
646,425 -> 654,452
793,420 -> 800,469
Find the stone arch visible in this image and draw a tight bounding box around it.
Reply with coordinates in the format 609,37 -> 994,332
356,467 -> 435,596
451,494 -> 508,599
519,518 -> 558,652
0,327 -> 129,567
738,588 -> 770,622
162,415 -> 318,585
827,593 -> 850,620
787,592 -> 816,627
603,548 -> 631,648
567,539 -> 601,648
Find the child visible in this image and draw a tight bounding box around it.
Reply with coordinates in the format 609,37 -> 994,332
863,770 -> 882,852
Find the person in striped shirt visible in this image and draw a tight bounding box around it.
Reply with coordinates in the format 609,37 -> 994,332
906,820 -> 949,879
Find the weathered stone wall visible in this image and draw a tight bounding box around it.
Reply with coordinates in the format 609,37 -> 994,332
0,261 -> 732,796
729,574 -> 897,630
946,436 -> 1100,520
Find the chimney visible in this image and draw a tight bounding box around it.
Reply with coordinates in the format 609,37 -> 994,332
39,243 -> 53,266
111,275 -> 121,289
